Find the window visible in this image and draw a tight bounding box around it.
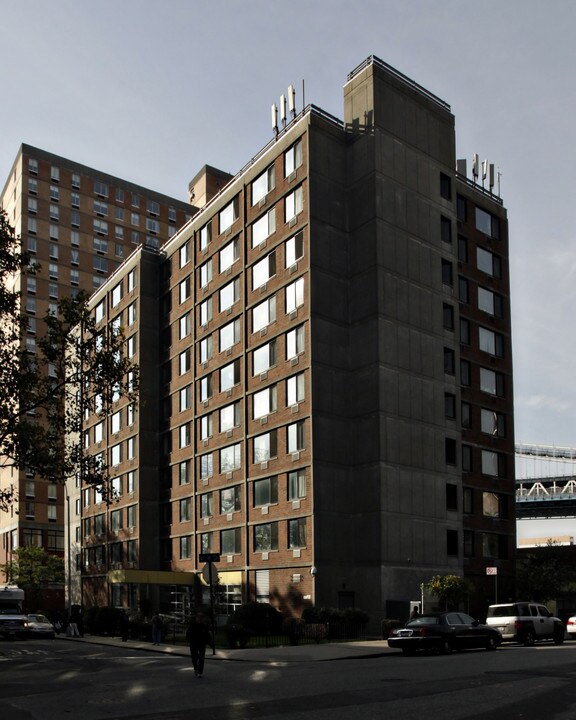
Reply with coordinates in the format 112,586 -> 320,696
477,247 -> 501,277
220,402 -> 240,432
111,476 -> 122,498
483,492 -> 507,519
252,165 -> 275,205
254,522 -> 278,552
285,277 -> 304,313
127,269 -> 136,292
441,216 -> 452,244
478,287 -> 503,318
220,319 -> 240,352
29,157 -> 38,174
285,230 -> 304,268
147,198 -> 160,215
199,413 -> 212,440
93,257 -> 108,273
481,409 -> 506,437
128,303 -> 136,326
200,259 -> 212,288
179,313 -> 191,339
179,241 -> 190,268
221,528 -> 241,555
127,505 -> 136,529
447,529 -> 458,556
287,373 -> 305,406
440,173 -> 451,201
220,359 -> 240,392
285,140 -> 302,177
180,536 -> 192,559
28,177 -> 38,194
286,325 -> 304,359
285,186 -> 303,223
180,385 -> 191,412
200,335 -> 212,363
179,277 -> 191,304
111,443 -> 122,466
253,339 -> 277,375
460,318 -> 470,345
199,373 -> 213,401
287,421 -> 305,453
254,430 -> 277,463
219,197 -> 239,234
445,438 -> 457,465
180,498 -> 191,523
444,348 -> 455,375
252,296 -> 276,332
475,207 -> 499,239
179,461 -> 190,485
461,402 -> 471,429
443,303 -> 454,331
481,450 -> 506,477
201,492 -> 213,518
253,385 -> 277,419
460,359 -> 471,387
71,211 -> 80,228
254,476 -> 278,506
179,349 -> 191,375
458,276 -> 469,304
220,238 -> 239,272
288,469 -> 306,500
199,223 -> 211,251
131,212 -> 140,226
288,518 -> 307,548
111,509 -> 122,533
200,453 -> 213,480
480,367 -> 505,397
482,533 -> 507,560
94,199 -> 108,216
94,179 -> 108,197
446,483 -> 458,510
200,297 -> 212,326
252,251 -> 276,290
220,444 -> 241,473
441,259 -> 453,286
479,327 -> 504,357
252,208 -> 276,247
111,283 -> 122,307
219,278 -> 240,312
220,486 -> 241,513
27,237 -> 37,254
28,197 -> 37,214
28,217 -> 37,234
456,195 -> 467,221
463,486 -> 474,513
93,218 -> 108,236
201,532 -> 213,553
111,411 -> 122,434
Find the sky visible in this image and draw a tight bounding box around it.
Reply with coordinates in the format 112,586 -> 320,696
1,0 -> 576,458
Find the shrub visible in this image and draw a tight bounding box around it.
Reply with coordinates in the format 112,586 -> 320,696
381,619 -> 403,638
224,623 -> 251,648
228,602 -> 284,635
282,617 -> 305,645
303,623 -> 328,643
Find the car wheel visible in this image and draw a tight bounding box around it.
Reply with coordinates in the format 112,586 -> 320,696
485,635 -> 498,651
440,639 -> 453,654
523,629 -> 535,646
553,629 -> 565,645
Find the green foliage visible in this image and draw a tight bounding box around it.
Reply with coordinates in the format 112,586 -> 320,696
227,602 -> 284,634
0,210 -> 139,509
1,546 -> 64,610
516,541 -> 576,603
425,574 -> 474,610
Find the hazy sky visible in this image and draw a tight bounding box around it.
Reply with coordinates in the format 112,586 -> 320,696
2,0 -> 575,454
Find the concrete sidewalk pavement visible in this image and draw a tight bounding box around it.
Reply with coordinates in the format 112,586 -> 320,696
58,633 -> 394,663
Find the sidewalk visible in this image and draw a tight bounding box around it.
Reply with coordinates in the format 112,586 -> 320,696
58,633 -> 394,663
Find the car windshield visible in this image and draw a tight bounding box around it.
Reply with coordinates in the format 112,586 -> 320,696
28,614 -> 49,622
487,605 -> 517,617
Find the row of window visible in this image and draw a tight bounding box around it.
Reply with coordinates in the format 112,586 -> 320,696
446,529 -> 508,559
79,471 -> 136,511
19,528 -> 64,551
83,504 -> 137,536
197,421 -> 306,476
83,539 -> 138,568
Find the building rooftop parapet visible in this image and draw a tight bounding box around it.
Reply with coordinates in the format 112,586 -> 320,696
346,55 -> 451,113
456,171 -> 504,206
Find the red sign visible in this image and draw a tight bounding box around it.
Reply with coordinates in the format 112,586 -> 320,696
486,567 -> 498,576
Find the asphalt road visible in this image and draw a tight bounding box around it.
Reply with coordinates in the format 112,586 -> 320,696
2,638 -> 576,720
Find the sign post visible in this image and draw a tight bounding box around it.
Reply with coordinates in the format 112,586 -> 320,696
486,566 -> 498,604
199,553 -> 220,654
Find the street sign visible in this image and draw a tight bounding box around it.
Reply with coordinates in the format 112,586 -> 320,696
486,567 -> 498,576
199,552 -> 220,563
201,562 -> 217,585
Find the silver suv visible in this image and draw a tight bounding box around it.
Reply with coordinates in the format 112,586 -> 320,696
486,602 -> 564,645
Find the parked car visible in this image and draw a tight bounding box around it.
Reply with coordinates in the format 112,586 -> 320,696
486,602 -> 564,645
26,614 -> 55,639
566,616 -> 576,638
387,612 -> 501,655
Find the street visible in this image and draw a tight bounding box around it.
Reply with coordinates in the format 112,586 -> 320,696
2,638 -> 576,720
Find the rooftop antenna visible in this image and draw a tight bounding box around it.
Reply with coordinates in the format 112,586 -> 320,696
288,84 -> 296,117
280,94 -> 287,127
271,103 -> 278,136
481,159 -> 488,188
489,164 -> 495,191
472,153 -> 479,182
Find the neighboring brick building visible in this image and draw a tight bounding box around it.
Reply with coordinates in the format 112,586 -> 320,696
0,145 -> 192,605
72,55 -> 514,625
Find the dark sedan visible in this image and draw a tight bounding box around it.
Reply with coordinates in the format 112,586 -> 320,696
388,612 -> 502,655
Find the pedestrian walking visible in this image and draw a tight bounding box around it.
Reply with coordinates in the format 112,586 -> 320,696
185,613 -> 214,678
151,611 -> 163,645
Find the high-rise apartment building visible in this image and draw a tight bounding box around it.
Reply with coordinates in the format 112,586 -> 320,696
52,56 -> 516,624
0,145 -> 192,600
